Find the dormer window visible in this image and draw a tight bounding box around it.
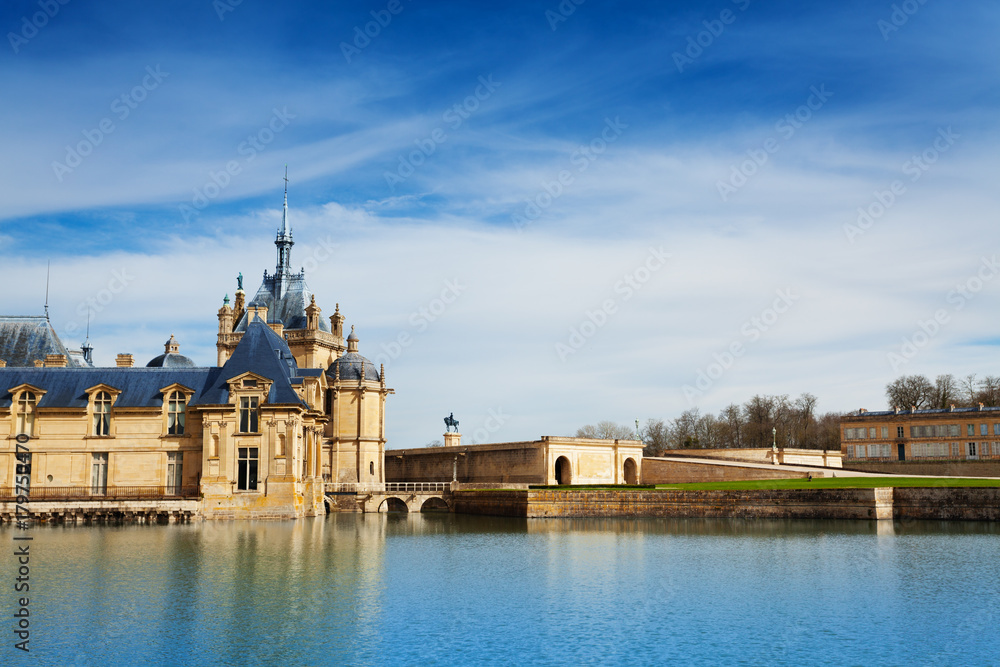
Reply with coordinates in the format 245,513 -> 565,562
239,396 -> 259,433
16,391 -> 37,436
167,391 -> 187,435
243,379 -> 258,388
94,391 -> 112,436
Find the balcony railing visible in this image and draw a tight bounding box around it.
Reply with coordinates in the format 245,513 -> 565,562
325,482 -> 450,494
0,486 -> 201,501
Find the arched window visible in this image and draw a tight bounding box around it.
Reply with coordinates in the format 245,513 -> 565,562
167,391 -> 186,435
16,391 -> 36,436
94,391 -> 112,436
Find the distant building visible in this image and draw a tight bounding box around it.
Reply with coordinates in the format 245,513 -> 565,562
841,406 -> 1000,462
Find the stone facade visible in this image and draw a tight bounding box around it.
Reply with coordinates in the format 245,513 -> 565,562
0,183 -> 392,521
385,435 -> 643,486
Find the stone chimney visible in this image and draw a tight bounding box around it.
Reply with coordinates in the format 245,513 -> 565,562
0,359 -> 6,367
116,354 -> 135,368
45,354 -> 67,367
33,359 -> 44,367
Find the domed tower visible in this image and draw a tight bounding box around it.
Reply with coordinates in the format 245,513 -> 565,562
147,335 -> 197,368
325,327 -> 393,486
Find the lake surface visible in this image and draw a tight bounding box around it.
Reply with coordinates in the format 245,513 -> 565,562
5,515 -> 1000,666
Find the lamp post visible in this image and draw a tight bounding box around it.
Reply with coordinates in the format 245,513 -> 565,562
772,427 -> 779,465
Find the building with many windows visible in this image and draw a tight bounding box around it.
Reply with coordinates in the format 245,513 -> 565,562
841,405 -> 1000,462
0,181 -> 393,519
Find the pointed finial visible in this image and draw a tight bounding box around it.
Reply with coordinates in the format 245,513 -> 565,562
223,294 -> 230,305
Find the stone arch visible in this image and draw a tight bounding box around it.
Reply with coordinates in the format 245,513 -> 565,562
378,497 -> 409,513
555,456 -> 572,485
623,457 -> 638,485
420,497 -> 450,513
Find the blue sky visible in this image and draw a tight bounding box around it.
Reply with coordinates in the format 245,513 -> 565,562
2,0 -> 999,445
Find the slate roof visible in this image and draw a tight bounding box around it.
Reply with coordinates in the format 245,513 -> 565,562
196,317 -> 306,406
850,406 -> 1000,418
147,352 -> 197,368
0,316 -> 88,368
0,318 -> 308,410
234,272 -> 331,333
329,351 -> 380,382
0,367 -> 218,408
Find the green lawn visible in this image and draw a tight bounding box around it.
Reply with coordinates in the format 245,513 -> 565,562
655,477 -> 1000,491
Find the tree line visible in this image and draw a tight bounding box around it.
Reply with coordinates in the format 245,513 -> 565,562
578,372 -> 999,456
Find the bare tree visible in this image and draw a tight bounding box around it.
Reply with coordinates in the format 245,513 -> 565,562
672,408 -> 702,448
640,418 -> 669,456
961,374 -> 979,406
885,375 -> 934,410
976,376 -> 1000,407
576,420 -> 636,440
931,374 -> 958,409
719,403 -> 743,448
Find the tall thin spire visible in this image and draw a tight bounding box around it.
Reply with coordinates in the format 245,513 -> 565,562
44,260 -> 50,320
275,165 -> 294,277
281,164 -> 290,237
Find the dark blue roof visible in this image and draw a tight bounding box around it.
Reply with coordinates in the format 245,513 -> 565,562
0,367 -> 217,408
851,406 -> 1000,418
195,317 -> 305,406
329,352 -> 380,381
147,352 -> 196,368
1,319 -> 309,409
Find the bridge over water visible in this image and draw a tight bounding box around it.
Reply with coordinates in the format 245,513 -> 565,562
324,482 -> 452,513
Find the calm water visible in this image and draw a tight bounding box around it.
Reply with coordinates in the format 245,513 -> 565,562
4,515 -> 999,666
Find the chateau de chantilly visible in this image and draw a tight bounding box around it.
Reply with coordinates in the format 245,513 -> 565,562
0,181 -> 642,520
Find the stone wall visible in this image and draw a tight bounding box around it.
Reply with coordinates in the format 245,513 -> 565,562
641,457 -> 810,484
386,442 -> 547,484
844,460 -> 1000,477
451,487 -> 999,521
659,448 -> 842,467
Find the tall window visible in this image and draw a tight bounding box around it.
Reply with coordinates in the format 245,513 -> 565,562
91,453 -> 108,494
237,447 -> 258,490
93,391 -> 112,436
881,426 -> 888,439
980,424 -> 988,437
167,391 -> 186,435
16,392 -> 36,436
239,396 -> 259,433
166,452 -> 183,494
967,424 -> 975,436
897,426 -> 904,438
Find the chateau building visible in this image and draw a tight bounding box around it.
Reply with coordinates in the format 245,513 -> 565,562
841,406 -> 1000,462
0,181 -> 392,519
